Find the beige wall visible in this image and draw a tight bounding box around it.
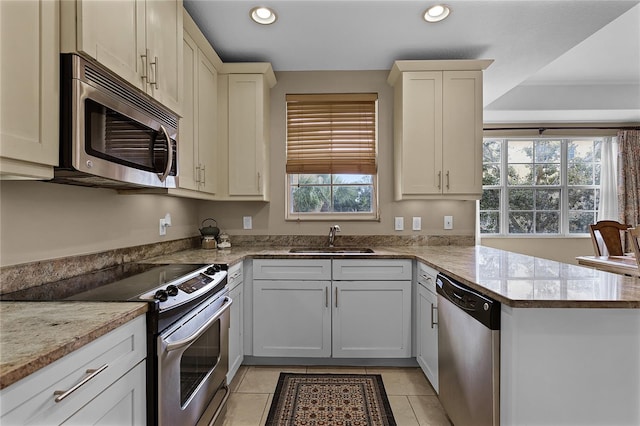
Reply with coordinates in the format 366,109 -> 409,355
0,181 -> 200,267
481,236 -> 594,265
198,70 -> 478,237
0,70 -> 479,267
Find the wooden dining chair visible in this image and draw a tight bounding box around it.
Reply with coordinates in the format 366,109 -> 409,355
589,220 -> 631,256
628,227 -> 640,267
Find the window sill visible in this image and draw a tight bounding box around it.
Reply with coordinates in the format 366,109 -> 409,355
286,212 -> 380,222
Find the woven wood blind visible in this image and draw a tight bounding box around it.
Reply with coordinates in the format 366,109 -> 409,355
286,93 -> 377,174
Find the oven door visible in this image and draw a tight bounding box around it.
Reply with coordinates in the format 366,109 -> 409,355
158,293 -> 232,426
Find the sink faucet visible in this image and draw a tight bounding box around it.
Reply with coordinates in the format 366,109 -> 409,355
328,225 -> 341,247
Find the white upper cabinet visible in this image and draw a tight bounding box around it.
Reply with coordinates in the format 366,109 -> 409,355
61,0 -> 183,114
179,10 -> 222,195
388,60 -> 492,200
144,0 -> 182,113
217,64 -> 276,201
0,0 -> 59,179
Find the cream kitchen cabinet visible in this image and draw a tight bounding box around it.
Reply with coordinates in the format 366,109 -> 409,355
60,0 -> 183,114
217,64 -> 276,201
0,0 -> 59,180
252,259 -> 412,359
416,261 -> 439,392
388,60 -> 492,200
179,10 -> 222,194
332,259 -> 412,358
252,259 -> 332,357
227,262 -> 244,384
0,315 -> 146,425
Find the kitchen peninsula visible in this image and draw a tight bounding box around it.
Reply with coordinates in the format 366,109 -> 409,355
141,244 -> 640,425
2,244 -> 639,425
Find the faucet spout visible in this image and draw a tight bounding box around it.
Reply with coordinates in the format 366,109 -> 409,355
328,225 -> 341,247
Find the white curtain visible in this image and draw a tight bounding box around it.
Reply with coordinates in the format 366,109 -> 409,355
597,136 -> 619,221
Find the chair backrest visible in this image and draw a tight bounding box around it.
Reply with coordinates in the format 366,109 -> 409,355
589,220 -> 631,256
628,227 -> 640,268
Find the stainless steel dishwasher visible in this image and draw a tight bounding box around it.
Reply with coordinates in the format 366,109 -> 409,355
436,273 -> 500,426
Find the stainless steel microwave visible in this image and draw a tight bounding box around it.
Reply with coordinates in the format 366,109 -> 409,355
55,53 -> 178,189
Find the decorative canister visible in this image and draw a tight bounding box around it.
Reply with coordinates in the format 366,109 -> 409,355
218,232 -> 231,249
201,236 -> 217,249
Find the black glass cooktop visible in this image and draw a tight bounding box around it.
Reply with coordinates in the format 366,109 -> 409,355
1,263 -> 209,302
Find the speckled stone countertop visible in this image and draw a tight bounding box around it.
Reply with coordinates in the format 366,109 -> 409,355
3,244 -> 639,390
147,245 -> 640,308
0,302 -> 147,389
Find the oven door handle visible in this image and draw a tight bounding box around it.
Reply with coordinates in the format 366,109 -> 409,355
165,297 -> 232,352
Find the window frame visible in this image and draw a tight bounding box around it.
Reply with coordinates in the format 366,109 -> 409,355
480,137 -> 602,237
285,93 -> 380,221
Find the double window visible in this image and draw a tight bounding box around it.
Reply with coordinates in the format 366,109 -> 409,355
285,94 -> 378,220
481,138 -> 602,235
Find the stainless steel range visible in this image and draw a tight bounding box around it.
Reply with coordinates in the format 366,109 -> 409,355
2,263 -> 231,426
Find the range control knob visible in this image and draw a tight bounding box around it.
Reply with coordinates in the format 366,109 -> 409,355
205,265 -> 220,275
154,289 -> 168,302
166,285 -> 179,296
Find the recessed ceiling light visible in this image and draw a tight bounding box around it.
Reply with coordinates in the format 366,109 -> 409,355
250,6 -> 277,25
423,4 -> 451,23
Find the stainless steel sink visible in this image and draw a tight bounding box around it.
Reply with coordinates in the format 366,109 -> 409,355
289,247 -> 375,254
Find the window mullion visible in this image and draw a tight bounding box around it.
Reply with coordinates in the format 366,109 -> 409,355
501,139 -> 509,235
560,139 -> 568,236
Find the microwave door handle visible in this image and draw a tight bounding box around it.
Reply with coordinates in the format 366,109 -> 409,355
158,124 -> 173,183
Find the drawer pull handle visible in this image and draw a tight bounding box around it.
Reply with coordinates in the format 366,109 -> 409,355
53,364 -> 109,403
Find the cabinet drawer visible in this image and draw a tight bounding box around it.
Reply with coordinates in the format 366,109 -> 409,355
228,262 -> 243,290
333,259 -> 412,281
1,315 -> 146,425
253,259 -> 331,280
417,261 -> 438,293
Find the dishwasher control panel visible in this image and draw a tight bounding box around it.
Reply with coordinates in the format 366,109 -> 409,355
436,273 -> 500,330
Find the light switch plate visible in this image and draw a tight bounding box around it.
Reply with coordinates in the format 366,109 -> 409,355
243,216 -> 252,230
444,215 -> 453,230
412,217 -> 421,231
394,217 -> 404,231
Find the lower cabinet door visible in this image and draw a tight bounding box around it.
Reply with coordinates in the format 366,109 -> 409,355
227,282 -> 244,384
253,280 -> 331,357
332,281 -> 412,358
62,361 -> 146,426
417,285 -> 439,392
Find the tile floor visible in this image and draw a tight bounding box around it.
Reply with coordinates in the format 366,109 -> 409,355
222,365 -> 451,426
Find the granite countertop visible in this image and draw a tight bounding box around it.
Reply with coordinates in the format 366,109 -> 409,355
2,244 -> 639,390
0,302 -> 147,390
148,245 -> 640,308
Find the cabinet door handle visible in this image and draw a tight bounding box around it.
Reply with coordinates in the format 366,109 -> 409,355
335,286 -> 338,308
53,364 -> 109,403
201,165 -> 206,185
195,165 -> 201,184
148,55 -> 159,89
257,172 -> 261,191
446,171 -> 450,190
437,171 -> 442,190
325,286 -> 329,308
431,304 -> 438,328
140,52 -> 148,83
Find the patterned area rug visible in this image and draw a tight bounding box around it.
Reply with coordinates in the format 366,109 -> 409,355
265,373 -> 396,426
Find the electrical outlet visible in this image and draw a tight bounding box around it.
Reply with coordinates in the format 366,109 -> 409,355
412,217 -> 421,231
394,217 -> 404,231
243,216 -> 252,230
444,215 -> 453,230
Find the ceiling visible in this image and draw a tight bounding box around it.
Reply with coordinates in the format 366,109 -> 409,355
184,0 -> 640,123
